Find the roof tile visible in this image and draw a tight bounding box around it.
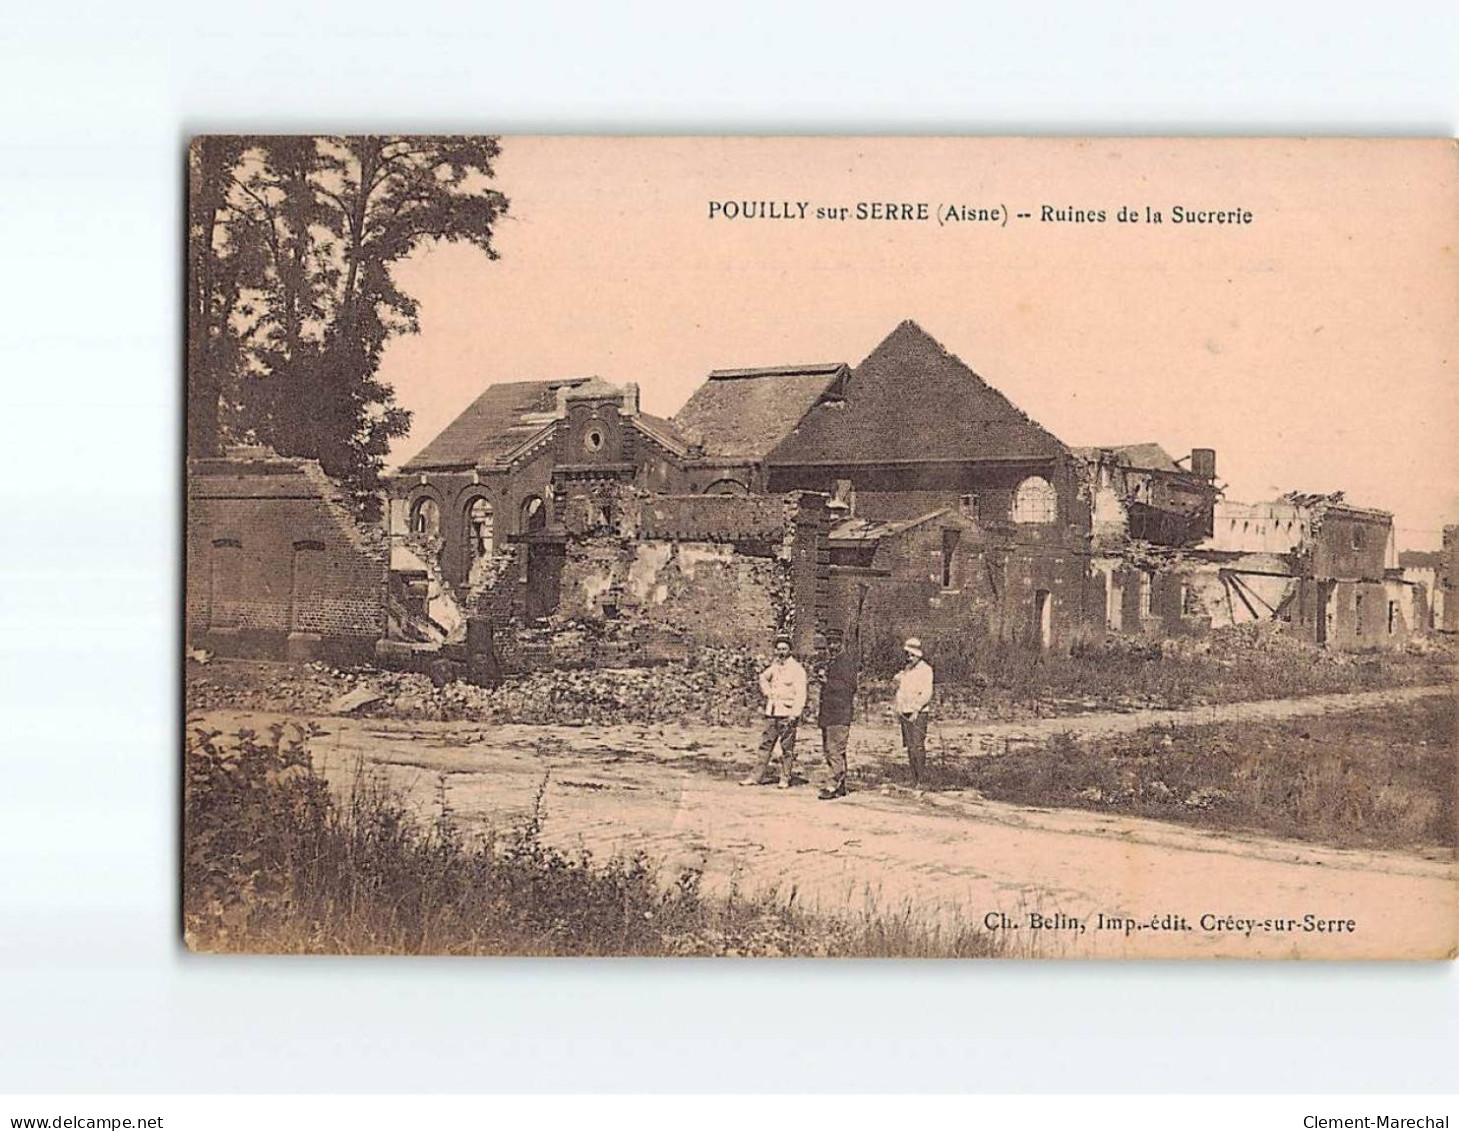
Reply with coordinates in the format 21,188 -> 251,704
767,321 -> 1067,466
403,378 -> 591,470
672,363 -> 847,460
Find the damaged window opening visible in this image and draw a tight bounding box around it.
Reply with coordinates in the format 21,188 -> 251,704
1103,572 -> 1120,631
467,499 -> 494,559
941,529 -> 960,589
410,497 -> 441,539
584,499 -> 614,529
521,495 -> 547,533
1011,476 -> 1057,524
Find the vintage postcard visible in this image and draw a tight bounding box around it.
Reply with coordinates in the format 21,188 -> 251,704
184,136 -> 1458,958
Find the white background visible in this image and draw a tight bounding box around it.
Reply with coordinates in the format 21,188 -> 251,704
1,0 -> 1456,1094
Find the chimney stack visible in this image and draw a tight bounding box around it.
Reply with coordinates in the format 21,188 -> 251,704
1190,448 -> 1217,479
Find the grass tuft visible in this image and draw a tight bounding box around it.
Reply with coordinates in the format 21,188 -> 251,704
183,722 -> 1011,957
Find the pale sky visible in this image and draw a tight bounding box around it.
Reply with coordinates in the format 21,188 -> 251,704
381,137 -> 1458,551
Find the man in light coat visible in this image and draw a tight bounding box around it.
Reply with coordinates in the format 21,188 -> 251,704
892,637 -> 934,791
741,633 -> 807,789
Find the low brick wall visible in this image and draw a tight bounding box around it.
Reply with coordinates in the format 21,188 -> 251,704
638,494 -> 786,543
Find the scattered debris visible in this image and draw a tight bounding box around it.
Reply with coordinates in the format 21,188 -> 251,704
188,652 -> 766,726
327,685 -> 385,716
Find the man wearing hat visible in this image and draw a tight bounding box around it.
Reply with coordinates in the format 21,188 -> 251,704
892,637 -> 934,790
815,629 -> 858,800
741,632 -> 808,789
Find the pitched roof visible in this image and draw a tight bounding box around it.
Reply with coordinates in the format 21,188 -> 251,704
403,378 -> 592,470
635,410 -> 691,455
767,321 -> 1068,467
671,362 -> 847,461
1072,442 -> 1182,473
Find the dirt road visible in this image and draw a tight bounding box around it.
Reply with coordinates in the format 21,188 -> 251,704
195,683 -> 1456,959
930,681 -> 1452,752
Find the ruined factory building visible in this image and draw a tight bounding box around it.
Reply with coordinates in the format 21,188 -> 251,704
191,320 -> 1443,671
1203,492 -> 1420,650
1080,473 -> 1430,650
389,366 -> 821,658
390,376 -> 694,623
1076,440 -> 1225,639
385,320 -> 1441,659
389,320 -> 1104,654
1073,442 -> 1220,549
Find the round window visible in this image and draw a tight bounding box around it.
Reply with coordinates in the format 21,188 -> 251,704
583,428 -> 604,453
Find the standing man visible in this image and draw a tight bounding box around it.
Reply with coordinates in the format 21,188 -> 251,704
816,630 -> 858,800
741,633 -> 807,789
892,637 -> 934,791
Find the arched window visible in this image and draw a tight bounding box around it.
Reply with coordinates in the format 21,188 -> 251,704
1011,476 -> 1057,524
410,497 -> 440,539
467,499 -> 494,559
704,478 -> 750,496
521,495 -> 547,533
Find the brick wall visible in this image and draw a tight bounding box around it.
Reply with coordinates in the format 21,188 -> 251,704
187,453 -> 387,663
516,491 -> 814,659
1309,512 -> 1392,582
639,493 -> 785,542
556,534 -> 784,654
769,457 -> 1092,533
388,414 -> 696,596
828,516 -> 1093,657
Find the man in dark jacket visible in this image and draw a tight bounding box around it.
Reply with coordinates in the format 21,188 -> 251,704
816,631 -> 858,800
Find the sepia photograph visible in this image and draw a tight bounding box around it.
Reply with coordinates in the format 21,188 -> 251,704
182,135 -> 1458,959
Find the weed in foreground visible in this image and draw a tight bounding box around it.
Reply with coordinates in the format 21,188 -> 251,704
951,696 -> 1456,851
183,722 -> 1014,957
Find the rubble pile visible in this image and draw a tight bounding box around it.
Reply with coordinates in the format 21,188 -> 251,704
1162,622 -> 1317,663
1170,621 -> 1453,666
187,651 -> 766,726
